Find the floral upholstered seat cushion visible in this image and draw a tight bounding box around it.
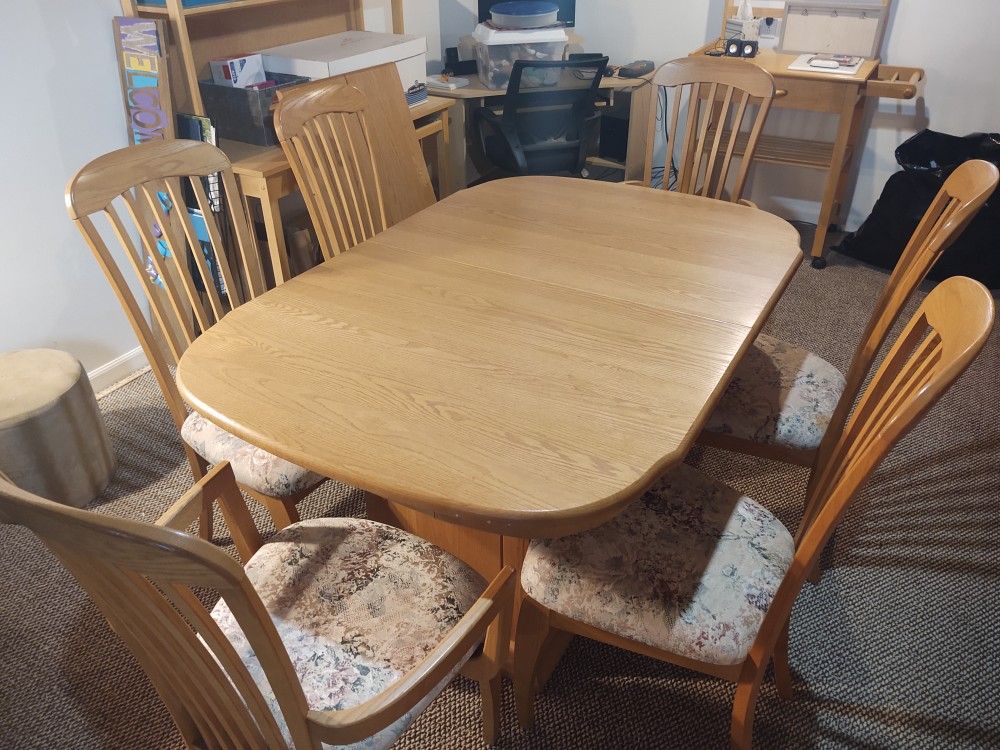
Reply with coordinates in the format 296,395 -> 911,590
181,412 -> 325,498
521,463 -> 794,666
704,333 -> 846,452
211,518 -> 486,750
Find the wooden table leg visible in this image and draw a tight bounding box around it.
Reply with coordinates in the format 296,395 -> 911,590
831,95 -> 870,232
260,174 -> 291,284
810,86 -> 863,268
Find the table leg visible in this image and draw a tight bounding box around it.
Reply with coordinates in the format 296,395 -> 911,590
260,175 -> 291,284
810,86 -> 863,267
831,95 -> 870,231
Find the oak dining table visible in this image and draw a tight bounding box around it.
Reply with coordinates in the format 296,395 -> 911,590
177,176 -> 802,665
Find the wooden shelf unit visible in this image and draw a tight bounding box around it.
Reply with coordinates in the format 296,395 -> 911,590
706,130 -> 840,170
120,0 -> 406,115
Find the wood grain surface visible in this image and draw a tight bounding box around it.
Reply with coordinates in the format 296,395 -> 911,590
177,177 -> 802,536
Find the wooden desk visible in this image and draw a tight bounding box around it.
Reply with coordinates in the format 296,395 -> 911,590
430,74 -> 654,185
226,95 -> 455,283
688,46 -> 922,266
178,175 -> 800,537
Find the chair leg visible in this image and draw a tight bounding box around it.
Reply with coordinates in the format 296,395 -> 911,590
184,447 -> 213,542
479,673 -> 502,745
513,597 -> 550,731
480,572 -> 512,745
249,490 -> 301,530
730,671 -> 765,750
772,623 -> 793,700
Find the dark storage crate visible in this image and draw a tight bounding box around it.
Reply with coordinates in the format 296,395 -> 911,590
199,72 -> 310,146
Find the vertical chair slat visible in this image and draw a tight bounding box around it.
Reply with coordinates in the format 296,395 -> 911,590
303,123 -> 353,254
732,94 -> 772,201
704,84 -> 734,198
318,114 -> 362,245
118,190 -> 197,348
358,112 -> 388,234
676,83 -> 702,194
220,169 -> 267,298
165,584 -> 284,749
137,182 -> 213,332
190,176 -> 245,309
327,112 -> 368,240
164,177 -> 227,322
718,91 -> 751,201
690,81 -> 718,196
663,83 -> 683,190
104,203 -> 186,365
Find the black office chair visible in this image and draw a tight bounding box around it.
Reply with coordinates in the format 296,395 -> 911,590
474,57 -> 609,176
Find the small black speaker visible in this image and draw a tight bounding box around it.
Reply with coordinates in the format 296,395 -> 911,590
741,40 -> 759,58
725,38 -> 743,57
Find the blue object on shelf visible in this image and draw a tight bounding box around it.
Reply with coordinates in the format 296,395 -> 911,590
139,0 -> 231,8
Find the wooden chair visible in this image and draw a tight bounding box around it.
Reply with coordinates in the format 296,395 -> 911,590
0,461 -> 514,749
699,159 -> 1000,472
66,139 -> 325,534
513,275 -> 994,749
274,82 -> 387,261
639,56 -> 776,203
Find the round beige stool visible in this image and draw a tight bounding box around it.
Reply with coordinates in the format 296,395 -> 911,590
0,349 -> 116,507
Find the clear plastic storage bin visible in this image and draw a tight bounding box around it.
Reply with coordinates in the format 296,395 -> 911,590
472,23 -> 568,90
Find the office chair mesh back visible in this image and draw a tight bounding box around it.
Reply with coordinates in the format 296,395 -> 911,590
476,57 -> 609,175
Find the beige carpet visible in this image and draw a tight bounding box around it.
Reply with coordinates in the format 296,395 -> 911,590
2,246 -> 999,749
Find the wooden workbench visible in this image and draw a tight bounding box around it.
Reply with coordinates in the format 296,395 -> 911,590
689,2 -> 922,266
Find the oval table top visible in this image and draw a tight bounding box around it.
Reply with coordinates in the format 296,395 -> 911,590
178,177 -> 802,537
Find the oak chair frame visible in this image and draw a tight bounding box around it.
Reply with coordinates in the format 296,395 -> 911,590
699,160 -> 1000,483
65,139 -> 321,535
514,276 -> 995,749
642,57 -> 776,203
274,81 -> 388,262
0,461 -> 515,749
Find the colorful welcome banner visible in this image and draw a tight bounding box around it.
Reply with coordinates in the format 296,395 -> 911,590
114,17 -> 174,144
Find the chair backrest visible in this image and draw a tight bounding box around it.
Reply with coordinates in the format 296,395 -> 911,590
0,475 -> 314,749
65,139 -> 268,432
743,276 -> 994,682
808,159 -> 999,495
501,57 -> 609,174
274,82 -> 387,261
645,57 -> 775,202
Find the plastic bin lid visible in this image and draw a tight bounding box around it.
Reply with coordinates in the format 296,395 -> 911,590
490,1 -> 559,17
472,22 -> 568,45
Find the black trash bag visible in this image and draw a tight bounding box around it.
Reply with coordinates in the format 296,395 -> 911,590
835,129 -> 1000,289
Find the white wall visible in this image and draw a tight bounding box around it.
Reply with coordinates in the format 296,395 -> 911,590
0,1 -> 142,387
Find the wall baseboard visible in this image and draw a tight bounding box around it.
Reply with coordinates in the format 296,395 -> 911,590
88,346 -> 149,394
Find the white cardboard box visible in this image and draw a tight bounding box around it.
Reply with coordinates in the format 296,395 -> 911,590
260,31 -> 427,93
209,53 -> 267,88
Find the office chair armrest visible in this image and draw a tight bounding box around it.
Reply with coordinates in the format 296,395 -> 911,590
156,461 -> 264,563
474,106 -> 529,174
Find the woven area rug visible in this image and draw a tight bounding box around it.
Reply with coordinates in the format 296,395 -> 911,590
2,246 -> 998,749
